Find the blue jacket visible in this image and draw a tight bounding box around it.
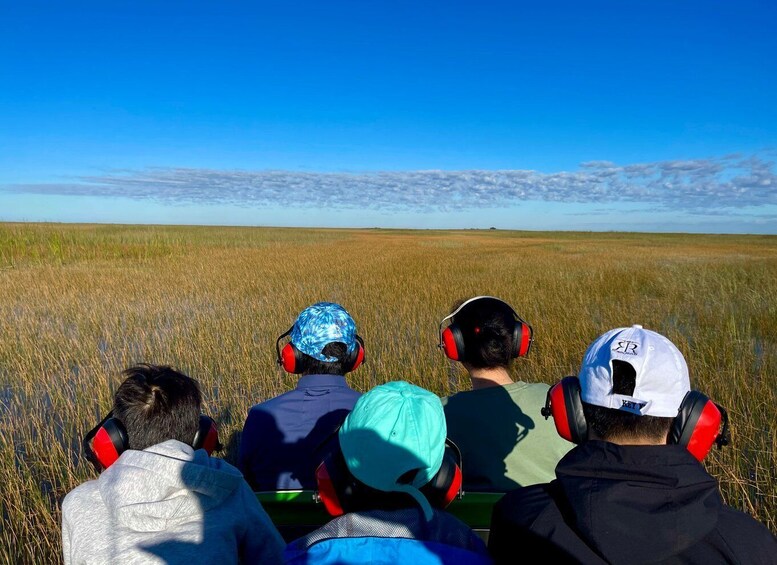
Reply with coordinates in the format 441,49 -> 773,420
284,508 -> 493,564
239,374 -> 361,491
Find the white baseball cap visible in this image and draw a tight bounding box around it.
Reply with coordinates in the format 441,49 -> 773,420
578,325 -> 691,417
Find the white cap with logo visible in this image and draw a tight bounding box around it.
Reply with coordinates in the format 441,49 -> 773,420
578,325 -> 691,417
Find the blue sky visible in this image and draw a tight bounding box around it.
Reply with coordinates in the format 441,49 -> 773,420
1,1 -> 776,233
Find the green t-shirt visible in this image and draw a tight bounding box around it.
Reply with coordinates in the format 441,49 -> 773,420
441,381 -> 573,492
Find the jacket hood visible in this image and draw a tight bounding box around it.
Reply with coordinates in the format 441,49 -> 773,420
97,439 -> 243,532
556,441 -> 723,564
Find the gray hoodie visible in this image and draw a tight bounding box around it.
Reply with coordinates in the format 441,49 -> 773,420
62,439 -> 284,564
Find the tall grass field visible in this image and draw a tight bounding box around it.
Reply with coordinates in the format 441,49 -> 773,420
0,222 -> 775,563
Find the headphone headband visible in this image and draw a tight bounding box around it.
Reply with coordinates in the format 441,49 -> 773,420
438,295 -> 526,346
275,325 -> 294,367
438,296 -> 533,359
83,411 -> 221,472
542,377 -> 730,461
444,436 -> 463,477
276,326 -> 365,374
438,294 -> 510,333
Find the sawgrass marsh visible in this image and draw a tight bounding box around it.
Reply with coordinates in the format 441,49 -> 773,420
0,223 -> 775,563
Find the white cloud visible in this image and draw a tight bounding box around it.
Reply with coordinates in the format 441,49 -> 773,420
6,154 -> 776,213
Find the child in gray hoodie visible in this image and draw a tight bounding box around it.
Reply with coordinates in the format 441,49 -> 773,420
62,364 -> 284,564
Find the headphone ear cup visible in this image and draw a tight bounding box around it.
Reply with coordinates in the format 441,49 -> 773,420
344,340 -> 365,372
280,343 -> 306,374
192,415 -> 221,454
420,447 -> 462,509
441,324 -> 466,361
514,322 -> 533,358
315,447 -> 385,517
315,443 -> 408,516
545,377 -> 587,444
669,390 -> 723,461
315,452 -> 347,517
90,418 -> 129,470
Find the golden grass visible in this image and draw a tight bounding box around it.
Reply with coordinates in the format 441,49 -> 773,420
0,222 -> 775,563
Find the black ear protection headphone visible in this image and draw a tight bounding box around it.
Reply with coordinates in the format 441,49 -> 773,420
275,326 -> 365,374
314,437 -> 464,517
82,411 -> 222,472
541,376 -> 731,461
438,296 -> 533,362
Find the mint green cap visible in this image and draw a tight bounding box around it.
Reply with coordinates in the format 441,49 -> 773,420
338,380 -> 446,521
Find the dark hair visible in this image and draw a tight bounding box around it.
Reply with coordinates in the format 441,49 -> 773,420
112,364 -> 202,451
301,342 -> 349,375
450,297 -> 518,369
582,360 -> 673,442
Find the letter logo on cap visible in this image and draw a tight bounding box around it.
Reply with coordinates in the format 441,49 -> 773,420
614,340 -> 639,355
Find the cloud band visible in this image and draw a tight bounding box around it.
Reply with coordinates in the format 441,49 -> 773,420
6,153 -> 776,213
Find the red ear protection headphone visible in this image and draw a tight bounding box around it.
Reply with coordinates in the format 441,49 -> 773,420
438,296 -> 533,363
275,327 -> 365,374
314,439 -> 464,517
540,376 -> 730,461
82,411 -> 222,471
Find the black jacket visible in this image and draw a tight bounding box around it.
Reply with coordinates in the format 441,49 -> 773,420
488,440 -> 776,564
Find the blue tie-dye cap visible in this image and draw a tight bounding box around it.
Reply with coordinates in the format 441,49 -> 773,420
290,302 -> 358,362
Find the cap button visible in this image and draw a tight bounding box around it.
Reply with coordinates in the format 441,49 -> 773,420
633,324 -> 643,329
401,388 -> 413,398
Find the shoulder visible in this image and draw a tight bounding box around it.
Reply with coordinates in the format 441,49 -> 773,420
286,534 -> 490,565
62,480 -> 99,508
248,390 -> 299,411
287,509 -> 489,562
441,390 -> 469,408
331,381 -> 362,400
244,391 -> 305,423
489,483 -> 571,560
207,454 -> 243,475
431,508 -> 486,538
442,387 -> 506,406
715,505 -> 777,551
61,479 -> 103,526
496,482 -> 553,507
235,479 -> 279,522
503,381 -> 550,399
493,483 -> 557,525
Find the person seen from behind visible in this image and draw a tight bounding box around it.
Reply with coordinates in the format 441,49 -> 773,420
284,380 -> 493,564
62,363 -> 284,564
439,296 -> 573,491
239,302 -> 364,491
488,325 -> 777,564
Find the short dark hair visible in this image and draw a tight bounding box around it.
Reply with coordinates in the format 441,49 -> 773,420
450,297 -> 518,369
112,364 -> 202,451
301,342 -> 348,375
582,360 -> 673,442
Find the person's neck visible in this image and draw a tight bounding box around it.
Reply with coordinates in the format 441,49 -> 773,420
589,431 -> 667,445
466,366 -> 514,390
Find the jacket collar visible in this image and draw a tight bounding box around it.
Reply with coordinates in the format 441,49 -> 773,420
296,374 -> 349,389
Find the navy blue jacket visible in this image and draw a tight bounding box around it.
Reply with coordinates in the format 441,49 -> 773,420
489,441 -> 777,565
238,374 -> 361,491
